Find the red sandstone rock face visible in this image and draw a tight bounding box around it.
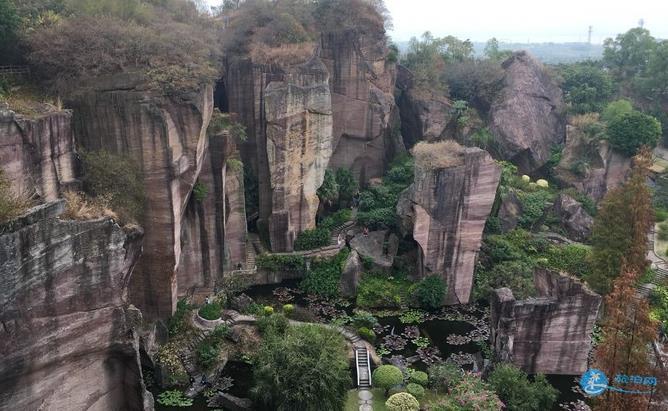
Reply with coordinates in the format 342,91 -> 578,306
555,125 -> 630,202
490,269 -> 602,375
0,201 -> 151,410
0,109 -> 76,201
398,146 -> 501,304
69,74 -> 213,320
321,31 -> 399,184
489,51 -> 566,174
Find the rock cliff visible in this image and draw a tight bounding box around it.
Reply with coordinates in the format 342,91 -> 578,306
490,269 -> 601,375
395,65 -> 454,149
321,31 -> 401,183
0,108 -> 76,201
489,51 -> 566,174
68,74 -> 213,319
0,201 -> 151,410
555,125 -> 630,202
397,142 -> 501,304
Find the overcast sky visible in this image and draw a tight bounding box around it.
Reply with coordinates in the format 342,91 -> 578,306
205,0 -> 668,44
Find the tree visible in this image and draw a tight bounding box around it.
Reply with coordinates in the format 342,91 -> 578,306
594,267 -> 658,411
561,62 -> 615,114
335,168 -> 358,207
589,148 -> 654,293
430,373 -> 503,411
411,275 -> 446,309
317,169 -> 339,207
601,99 -> 633,124
372,364 -> 404,395
0,0 -> 20,63
606,111 -> 661,156
385,392 -> 419,411
484,37 -> 512,61
603,27 -> 657,80
402,31 -> 448,93
488,363 -> 558,411
251,324 -> 350,411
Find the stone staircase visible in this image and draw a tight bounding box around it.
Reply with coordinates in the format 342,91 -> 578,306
178,329 -> 210,377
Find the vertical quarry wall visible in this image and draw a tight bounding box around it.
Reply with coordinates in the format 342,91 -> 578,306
0,201 -> 150,410
0,108 -> 76,201
69,74 -> 213,319
490,269 -> 602,375
398,146 -> 501,304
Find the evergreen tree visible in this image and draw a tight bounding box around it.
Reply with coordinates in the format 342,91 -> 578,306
588,148 -> 653,294
593,267 -> 658,411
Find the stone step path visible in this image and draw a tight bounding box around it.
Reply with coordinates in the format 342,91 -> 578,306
178,329 -> 209,377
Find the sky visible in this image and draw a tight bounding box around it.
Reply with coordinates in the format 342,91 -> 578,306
205,0 -> 668,44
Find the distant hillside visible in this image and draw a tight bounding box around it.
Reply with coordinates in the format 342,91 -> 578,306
396,40 -> 603,64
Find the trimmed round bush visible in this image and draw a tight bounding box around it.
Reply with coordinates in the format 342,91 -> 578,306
521,175 -> 531,182
536,179 -> 549,188
409,370 -> 428,386
406,383 -> 425,398
372,365 -> 404,394
385,392 -> 420,411
264,306 -> 274,316
282,304 -> 294,315
607,111 -> 661,155
198,301 -> 222,320
357,327 -> 376,343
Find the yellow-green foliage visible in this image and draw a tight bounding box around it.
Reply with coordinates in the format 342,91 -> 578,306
0,168 -> 31,224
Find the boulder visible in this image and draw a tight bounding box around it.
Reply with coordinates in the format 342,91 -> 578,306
340,250 -> 363,297
497,191 -> 522,232
350,230 -> 399,270
0,202 -> 151,410
555,125 -> 630,202
490,269 -> 601,375
399,142 -> 501,304
230,293 -> 254,312
552,194 -> 593,242
489,51 -> 566,174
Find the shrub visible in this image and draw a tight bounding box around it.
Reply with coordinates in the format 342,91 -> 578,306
60,191 -> 116,221
357,207 -> 397,230
607,111 -> 662,156
193,182 -> 208,202
561,63 -> 614,114
317,169 -> 339,206
319,208 -> 352,231
157,390 -> 193,407
516,190 -> 553,229
257,313 -> 289,336
198,301 -> 222,320
356,276 -> 407,308
80,150 -> 145,224
168,298 -> 193,337
438,373 -> 503,411
411,275 -> 446,309
351,310 -> 379,329
335,168 -> 358,207
656,209 -> 668,222
282,304 -> 294,315
405,383 -> 425,399
294,227 -> 331,250
357,327 -> 376,343
299,249 -> 349,298
408,370 -> 428,387
543,244 -> 593,279
196,343 -> 219,369
257,254 -> 305,272
263,306 -> 274,316
488,363 -> 559,411
428,362 -> 463,392
385,392 -> 419,411
156,342 -> 188,386
372,365 -> 404,395
601,99 -> 634,124
251,324 -> 350,410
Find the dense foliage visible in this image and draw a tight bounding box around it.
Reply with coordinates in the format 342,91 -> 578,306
428,373 -> 502,411
372,365 -> 404,395
251,323 -> 350,411
23,0 -> 220,94
294,227 -> 331,250
157,390 -> 192,407
299,249 -> 350,297
488,363 -> 558,411
0,168 -> 30,224
410,275 -> 446,309
257,254 -> 305,272
560,62 -> 614,114
427,362 -> 462,393
385,392 -> 420,411
606,110 -> 661,155
198,300 -> 222,320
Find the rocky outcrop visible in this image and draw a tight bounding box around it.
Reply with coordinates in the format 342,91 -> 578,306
552,194 -> 593,242
69,74 -> 213,320
498,191 -> 522,233
398,142 -> 501,304
340,250 -> 363,297
224,58 -> 333,252
350,230 -> 399,270
396,65 -> 453,149
0,201 -> 151,410
555,125 -> 630,202
489,51 -> 566,174
263,58 -> 333,251
322,31 -> 400,184
0,108 -> 76,201
490,269 -> 601,375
